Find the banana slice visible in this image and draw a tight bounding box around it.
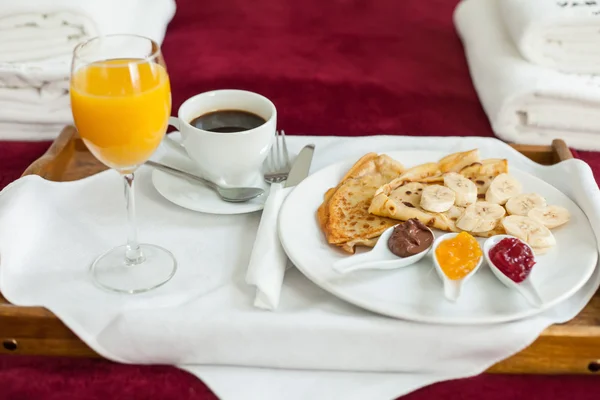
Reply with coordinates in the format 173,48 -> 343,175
445,205 -> 466,220
505,193 -> 547,216
485,173 -> 522,205
501,215 -> 556,249
455,201 -> 506,233
459,158 -> 508,195
528,205 -> 571,229
420,184 -> 456,213
443,172 -> 477,206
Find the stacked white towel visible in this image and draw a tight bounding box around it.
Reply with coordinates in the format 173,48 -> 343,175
0,0 -> 176,141
455,0 -> 600,152
499,0 -> 600,74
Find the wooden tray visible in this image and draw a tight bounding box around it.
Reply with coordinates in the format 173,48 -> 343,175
2,126 -> 600,374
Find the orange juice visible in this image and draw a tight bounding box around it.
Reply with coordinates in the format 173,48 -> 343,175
70,59 -> 171,171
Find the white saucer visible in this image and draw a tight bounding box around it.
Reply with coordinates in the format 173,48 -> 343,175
151,169 -> 270,215
149,132 -> 274,215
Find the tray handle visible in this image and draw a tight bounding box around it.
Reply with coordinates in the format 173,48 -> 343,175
551,139 -> 574,163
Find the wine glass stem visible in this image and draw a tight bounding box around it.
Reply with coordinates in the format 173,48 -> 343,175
123,172 -> 145,265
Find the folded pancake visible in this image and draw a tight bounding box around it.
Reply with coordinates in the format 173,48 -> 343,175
317,153 -> 378,232
369,181 -> 504,237
317,153 -> 405,253
375,149 -> 485,195
370,182 -> 458,231
460,158 -> 508,195
369,149 -> 507,237
438,148 -> 481,173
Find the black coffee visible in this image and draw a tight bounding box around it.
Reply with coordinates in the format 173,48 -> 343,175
189,110 -> 267,133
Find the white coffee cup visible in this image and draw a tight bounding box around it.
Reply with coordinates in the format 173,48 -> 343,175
167,89 -> 276,187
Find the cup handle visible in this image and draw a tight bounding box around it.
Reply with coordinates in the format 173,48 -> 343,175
164,117 -> 188,156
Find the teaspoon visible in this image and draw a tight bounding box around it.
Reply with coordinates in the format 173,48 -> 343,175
145,160 -> 265,203
483,235 -> 543,308
433,233 -> 483,303
332,224 -> 433,274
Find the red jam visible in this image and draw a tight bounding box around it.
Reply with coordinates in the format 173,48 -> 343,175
488,238 -> 536,283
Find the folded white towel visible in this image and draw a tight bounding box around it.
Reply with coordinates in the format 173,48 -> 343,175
0,85 -> 70,124
0,63 -> 67,88
0,64 -> 71,140
0,0 -> 176,141
0,0 -> 175,67
0,12 -> 97,64
0,122 -> 68,140
454,0 -> 600,152
499,0 -> 600,74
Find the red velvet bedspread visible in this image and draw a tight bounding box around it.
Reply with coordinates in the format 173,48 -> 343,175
1,0 -> 599,398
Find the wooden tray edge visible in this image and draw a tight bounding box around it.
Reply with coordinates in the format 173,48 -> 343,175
21,129 -> 575,180
21,126 -> 78,180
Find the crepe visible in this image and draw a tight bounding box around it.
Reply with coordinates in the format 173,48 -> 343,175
460,158 -> 509,195
369,149 -> 508,237
317,153 -> 406,253
369,181 -> 505,237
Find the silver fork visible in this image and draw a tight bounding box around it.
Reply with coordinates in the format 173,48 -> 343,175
264,130 -> 291,184
249,130 -> 293,285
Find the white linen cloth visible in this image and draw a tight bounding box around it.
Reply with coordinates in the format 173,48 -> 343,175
498,0 -> 600,74
245,182 -> 293,310
455,0 -> 600,152
1,135 -> 599,400
0,0 -> 176,141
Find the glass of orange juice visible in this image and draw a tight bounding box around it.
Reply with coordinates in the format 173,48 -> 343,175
70,34 -> 176,293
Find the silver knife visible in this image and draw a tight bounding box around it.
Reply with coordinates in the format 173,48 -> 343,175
285,144 -> 315,187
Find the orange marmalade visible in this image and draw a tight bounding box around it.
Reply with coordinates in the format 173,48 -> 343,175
435,232 -> 482,280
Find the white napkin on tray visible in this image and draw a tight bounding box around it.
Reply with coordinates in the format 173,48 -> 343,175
1,135 -> 599,400
498,0 -> 600,74
245,182 -> 293,310
454,0 -> 600,152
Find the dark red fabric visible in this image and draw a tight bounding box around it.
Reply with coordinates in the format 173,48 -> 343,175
1,0 -> 600,398
2,355 -> 600,400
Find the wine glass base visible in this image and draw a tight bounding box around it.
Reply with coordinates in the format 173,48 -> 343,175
90,244 -> 177,294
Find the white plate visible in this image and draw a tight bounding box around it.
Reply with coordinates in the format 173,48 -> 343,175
278,150 -> 598,324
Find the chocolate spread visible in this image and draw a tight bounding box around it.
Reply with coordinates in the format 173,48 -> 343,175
387,218 -> 433,258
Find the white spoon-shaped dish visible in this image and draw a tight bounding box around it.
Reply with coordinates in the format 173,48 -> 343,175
432,232 -> 483,303
332,224 -> 433,274
483,235 -> 543,308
